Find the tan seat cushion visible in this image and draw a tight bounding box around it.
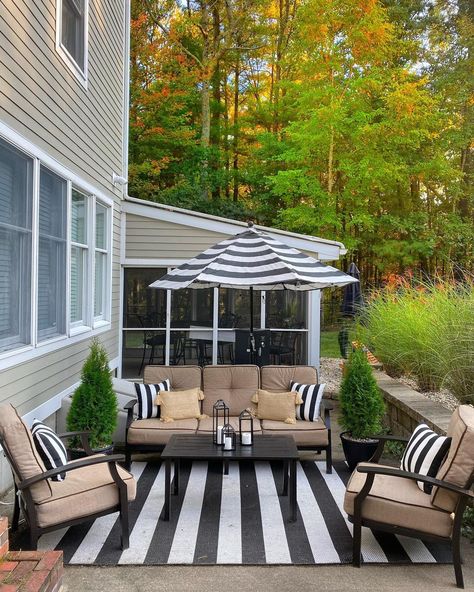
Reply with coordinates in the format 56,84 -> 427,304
202,365 -> 260,415
431,405 -> 474,512
156,388 -> 205,422
260,366 -> 318,392
252,389 -> 302,424
262,418 -> 328,446
36,455 -> 136,528
144,365 -> 202,390
127,418 -> 198,445
197,416 -> 262,433
0,405 -> 52,502
344,463 -> 454,538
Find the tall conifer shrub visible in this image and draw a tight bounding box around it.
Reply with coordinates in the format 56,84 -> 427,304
339,348 -> 385,440
67,339 -> 117,449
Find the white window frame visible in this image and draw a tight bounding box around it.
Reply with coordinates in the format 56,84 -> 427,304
55,0 -> 89,88
0,123 -> 114,372
93,199 -> 112,326
70,188 -> 91,332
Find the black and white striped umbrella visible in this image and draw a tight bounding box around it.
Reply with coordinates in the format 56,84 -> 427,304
149,224 -> 357,292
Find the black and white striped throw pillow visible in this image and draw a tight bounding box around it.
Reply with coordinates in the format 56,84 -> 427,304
135,379 -> 171,419
290,381 -> 326,422
400,424 -> 451,493
31,420 -> 68,482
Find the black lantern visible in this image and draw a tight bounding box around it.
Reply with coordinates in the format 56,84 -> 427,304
239,409 -> 254,446
222,423 -> 236,451
213,399 -> 230,445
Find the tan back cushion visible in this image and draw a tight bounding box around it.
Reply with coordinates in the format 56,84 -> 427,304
156,388 -> 205,422
0,405 -> 52,502
260,365 -> 318,392
144,365 -> 202,390
431,405 -> 474,511
202,365 -> 260,415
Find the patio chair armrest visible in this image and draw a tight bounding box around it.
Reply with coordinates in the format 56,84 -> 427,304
356,465 -> 474,499
57,431 -> 94,456
320,400 -> 332,430
124,399 -> 138,433
17,454 -> 126,490
369,434 -> 410,463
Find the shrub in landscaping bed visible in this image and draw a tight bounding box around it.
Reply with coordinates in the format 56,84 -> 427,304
362,278 -> 474,404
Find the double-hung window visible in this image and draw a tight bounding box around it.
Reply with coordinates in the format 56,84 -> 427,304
0,138 -> 33,353
0,135 -> 113,363
57,0 -> 88,81
38,168 -> 67,342
70,189 -> 89,328
94,202 -> 109,322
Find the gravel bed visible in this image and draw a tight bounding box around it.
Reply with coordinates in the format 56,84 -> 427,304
319,357 -> 343,397
319,357 -> 460,412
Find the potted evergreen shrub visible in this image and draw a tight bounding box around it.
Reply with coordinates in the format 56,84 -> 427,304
339,347 -> 385,471
67,339 -> 118,456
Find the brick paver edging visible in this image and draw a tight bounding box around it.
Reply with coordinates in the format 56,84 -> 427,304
0,518 -> 63,592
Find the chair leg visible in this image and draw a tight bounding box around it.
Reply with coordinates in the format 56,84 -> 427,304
12,484 -> 20,531
125,447 -> 132,471
326,443 -> 332,474
352,520 -> 362,567
29,528 -> 39,551
453,534 -> 464,588
119,494 -> 130,550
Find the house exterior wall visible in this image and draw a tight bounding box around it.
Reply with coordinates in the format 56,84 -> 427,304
0,0 -> 129,493
125,214 -> 230,260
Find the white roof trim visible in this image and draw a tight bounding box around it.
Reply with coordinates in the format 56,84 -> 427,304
124,196 -> 346,260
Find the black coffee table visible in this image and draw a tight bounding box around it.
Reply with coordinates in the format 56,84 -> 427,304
161,434 -> 299,522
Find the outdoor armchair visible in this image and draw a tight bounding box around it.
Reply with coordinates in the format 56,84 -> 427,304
344,405 -> 474,589
0,404 -> 136,550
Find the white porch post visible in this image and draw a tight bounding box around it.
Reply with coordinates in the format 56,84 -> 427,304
308,290 -> 321,370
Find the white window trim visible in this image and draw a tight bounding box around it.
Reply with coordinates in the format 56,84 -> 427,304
93,200 -> 112,325
70,188 -> 91,330
55,0 -> 89,88
0,124 -> 114,372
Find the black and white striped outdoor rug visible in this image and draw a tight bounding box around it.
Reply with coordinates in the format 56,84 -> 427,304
27,460 -> 450,566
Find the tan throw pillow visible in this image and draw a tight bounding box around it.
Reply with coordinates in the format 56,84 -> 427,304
251,389 -> 303,424
155,388 -> 206,422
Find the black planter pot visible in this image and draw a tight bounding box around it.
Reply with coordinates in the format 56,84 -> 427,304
68,444 -> 114,460
340,432 -> 379,472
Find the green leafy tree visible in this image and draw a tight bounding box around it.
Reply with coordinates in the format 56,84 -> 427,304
67,339 -> 118,449
339,348 -> 385,439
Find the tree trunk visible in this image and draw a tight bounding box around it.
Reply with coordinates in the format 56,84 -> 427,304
233,59 -> 240,202
328,125 -> 334,194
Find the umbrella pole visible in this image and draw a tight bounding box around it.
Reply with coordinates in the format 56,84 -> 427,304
249,286 -> 256,363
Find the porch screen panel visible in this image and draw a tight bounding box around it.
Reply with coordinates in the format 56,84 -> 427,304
37,167 -> 67,341
0,138 -> 32,352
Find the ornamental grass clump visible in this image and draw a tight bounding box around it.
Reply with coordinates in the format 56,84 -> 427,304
339,348 -> 385,440
67,339 -> 118,449
362,278 -> 474,403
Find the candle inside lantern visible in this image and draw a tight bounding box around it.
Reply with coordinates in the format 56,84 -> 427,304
217,425 -> 223,445
241,432 -> 252,445
224,436 -> 232,450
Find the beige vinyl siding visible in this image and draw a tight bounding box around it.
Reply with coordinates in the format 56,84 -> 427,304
0,0 -> 125,419
126,214 -> 231,260
125,214 -> 320,260
0,0 -> 124,192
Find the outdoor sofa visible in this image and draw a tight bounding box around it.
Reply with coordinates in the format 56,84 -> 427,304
124,364 -> 333,472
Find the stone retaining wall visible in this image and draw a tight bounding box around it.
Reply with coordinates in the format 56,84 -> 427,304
374,370 -> 452,436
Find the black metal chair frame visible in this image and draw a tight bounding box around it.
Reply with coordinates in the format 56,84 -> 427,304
2,430 -> 131,551
349,435 -> 474,589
